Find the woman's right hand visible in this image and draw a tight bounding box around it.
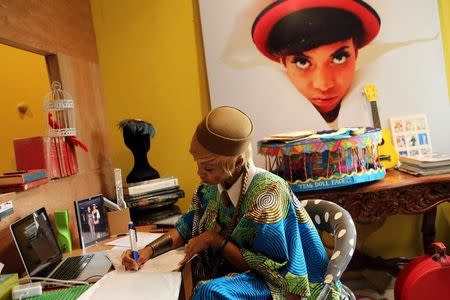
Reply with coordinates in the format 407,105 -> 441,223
121,246 -> 153,271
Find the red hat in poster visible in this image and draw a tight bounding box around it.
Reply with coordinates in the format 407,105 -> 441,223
252,0 -> 381,62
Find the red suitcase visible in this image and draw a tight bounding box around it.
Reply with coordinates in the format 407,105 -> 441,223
395,242 -> 450,299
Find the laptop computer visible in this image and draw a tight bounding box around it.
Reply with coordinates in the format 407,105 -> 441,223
10,207 -> 112,281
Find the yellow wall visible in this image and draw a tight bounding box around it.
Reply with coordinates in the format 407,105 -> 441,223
0,44 -> 49,173
90,0 -> 210,211
90,0 -> 450,256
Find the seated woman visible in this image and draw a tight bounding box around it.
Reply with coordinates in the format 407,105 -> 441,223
122,106 -> 342,299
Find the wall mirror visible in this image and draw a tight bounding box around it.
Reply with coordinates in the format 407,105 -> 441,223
0,43 -> 51,174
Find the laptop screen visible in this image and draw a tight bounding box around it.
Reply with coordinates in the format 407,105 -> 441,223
74,195 -> 109,248
10,207 -> 62,276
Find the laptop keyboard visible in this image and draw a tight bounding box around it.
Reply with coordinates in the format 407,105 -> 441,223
51,254 -> 94,280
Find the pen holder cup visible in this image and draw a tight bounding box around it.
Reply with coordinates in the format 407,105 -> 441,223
54,209 -> 72,253
107,208 -> 131,236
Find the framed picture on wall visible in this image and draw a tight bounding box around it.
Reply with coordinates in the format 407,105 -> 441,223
198,0 -> 450,167
389,114 -> 432,157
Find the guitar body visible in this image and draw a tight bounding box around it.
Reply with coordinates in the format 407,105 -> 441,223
379,128 -> 399,169
363,84 -> 399,169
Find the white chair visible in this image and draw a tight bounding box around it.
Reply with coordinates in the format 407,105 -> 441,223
302,199 -> 357,300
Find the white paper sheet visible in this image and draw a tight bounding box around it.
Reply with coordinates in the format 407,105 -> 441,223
106,247 -> 185,272
105,232 -> 163,248
78,270 -> 181,300
110,246 -> 127,251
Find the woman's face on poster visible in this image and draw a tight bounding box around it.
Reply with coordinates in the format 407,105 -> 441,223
283,38 -> 357,115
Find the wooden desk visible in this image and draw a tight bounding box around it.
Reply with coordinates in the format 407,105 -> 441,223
295,169 -> 450,275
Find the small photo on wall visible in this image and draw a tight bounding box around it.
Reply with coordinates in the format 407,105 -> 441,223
393,120 -> 404,133
420,147 -> 431,155
418,133 -> 429,145
390,114 -> 432,157
407,135 -> 418,147
399,150 -> 408,156
396,136 -> 406,148
404,120 -> 415,132
416,118 -> 427,131
410,149 -> 420,156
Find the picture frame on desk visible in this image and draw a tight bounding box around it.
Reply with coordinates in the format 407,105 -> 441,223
74,195 -> 110,248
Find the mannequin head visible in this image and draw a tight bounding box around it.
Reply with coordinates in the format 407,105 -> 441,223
118,119 -> 160,183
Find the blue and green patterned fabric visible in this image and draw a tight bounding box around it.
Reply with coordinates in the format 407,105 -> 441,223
175,170 -> 341,299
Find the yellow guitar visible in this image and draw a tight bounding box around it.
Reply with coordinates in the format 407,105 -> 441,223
362,84 -> 399,169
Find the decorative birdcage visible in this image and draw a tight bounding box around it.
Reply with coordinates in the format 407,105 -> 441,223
44,81 -> 77,137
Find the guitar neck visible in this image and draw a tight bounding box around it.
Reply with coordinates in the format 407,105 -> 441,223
370,101 -> 382,128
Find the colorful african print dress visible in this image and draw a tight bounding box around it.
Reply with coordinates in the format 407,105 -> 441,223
175,170 -> 341,299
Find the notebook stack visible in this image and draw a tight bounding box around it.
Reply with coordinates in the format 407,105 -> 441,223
398,152 -> 450,176
0,169 -> 48,193
123,176 -> 184,225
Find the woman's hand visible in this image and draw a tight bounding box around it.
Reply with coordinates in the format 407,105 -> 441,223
179,231 -> 222,265
121,246 -> 153,271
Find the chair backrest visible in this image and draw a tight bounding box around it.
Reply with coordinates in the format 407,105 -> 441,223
301,199 -> 357,300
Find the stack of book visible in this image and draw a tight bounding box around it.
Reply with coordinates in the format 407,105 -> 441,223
0,169 -> 48,193
14,136 -> 78,180
123,176 -> 184,225
398,153 -> 450,176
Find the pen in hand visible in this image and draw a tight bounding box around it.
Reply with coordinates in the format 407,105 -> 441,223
128,221 -> 139,261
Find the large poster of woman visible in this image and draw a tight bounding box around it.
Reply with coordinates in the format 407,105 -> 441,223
199,0 -> 450,167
